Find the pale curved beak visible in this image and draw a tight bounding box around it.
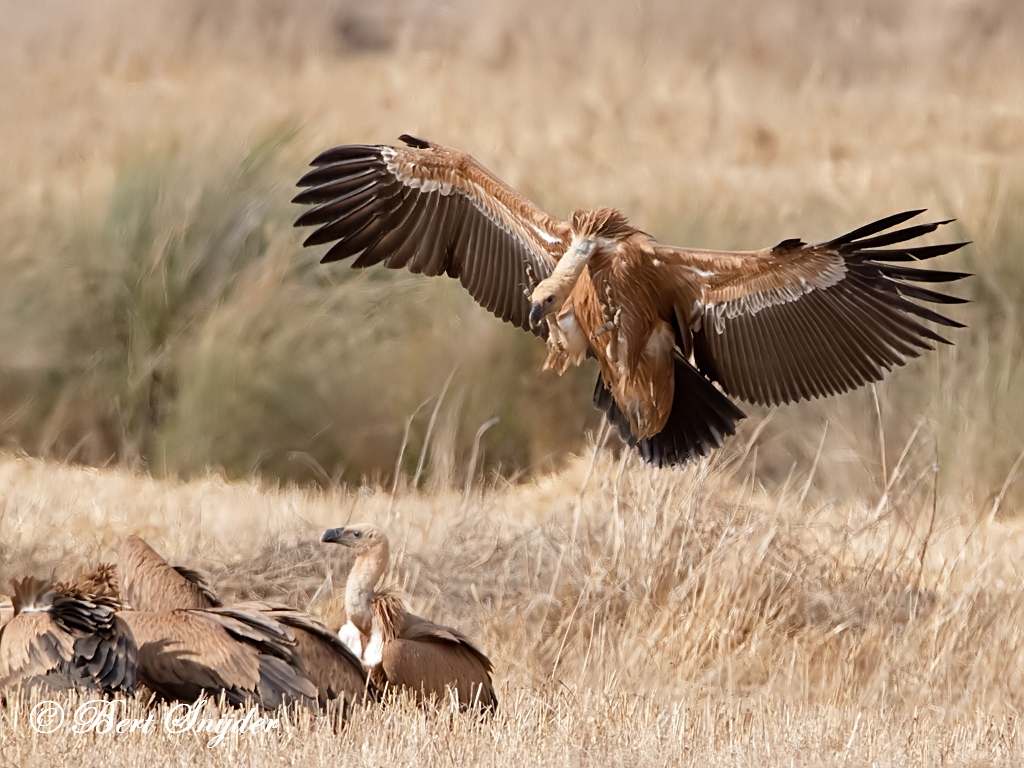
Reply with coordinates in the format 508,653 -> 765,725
321,527 -> 345,544
529,302 -> 545,328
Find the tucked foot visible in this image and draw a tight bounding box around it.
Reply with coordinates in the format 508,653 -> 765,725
592,284 -> 622,362
523,262 -> 539,298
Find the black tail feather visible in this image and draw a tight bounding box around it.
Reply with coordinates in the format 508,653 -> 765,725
594,353 -> 746,468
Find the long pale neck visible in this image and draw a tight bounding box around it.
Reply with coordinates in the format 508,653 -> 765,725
345,541 -> 389,634
551,238 -> 595,288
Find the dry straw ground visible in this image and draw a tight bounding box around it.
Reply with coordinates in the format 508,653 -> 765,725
2,451 -> 1024,765
0,0 -> 1023,764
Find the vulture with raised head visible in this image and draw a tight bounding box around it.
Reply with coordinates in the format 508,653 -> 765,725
0,577 -> 137,696
321,523 -> 497,711
116,534 -> 373,711
294,136 -> 970,466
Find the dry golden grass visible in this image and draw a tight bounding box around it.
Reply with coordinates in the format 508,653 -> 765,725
1,450 -> 1024,764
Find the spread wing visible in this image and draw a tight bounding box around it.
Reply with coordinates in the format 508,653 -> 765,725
660,210 -> 970,405
293,134 -> 572,335
0,594 -> 137,696
0,613 -> 77,691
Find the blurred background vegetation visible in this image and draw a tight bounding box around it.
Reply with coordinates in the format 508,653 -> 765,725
0,0 -> 1021,507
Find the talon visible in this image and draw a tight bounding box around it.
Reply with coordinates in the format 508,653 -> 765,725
597,284 -> 620,322
523,261 -> 538,298
591,307 -> 622,340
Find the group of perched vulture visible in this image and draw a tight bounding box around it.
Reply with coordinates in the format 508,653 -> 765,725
0,524 -> 497,716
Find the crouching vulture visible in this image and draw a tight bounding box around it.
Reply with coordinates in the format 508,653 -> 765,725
0,577 -> 137,696
321,523 -> 497,711
119,605 -> 318,710
293,135 -> 970,466
117,534 -> 373,711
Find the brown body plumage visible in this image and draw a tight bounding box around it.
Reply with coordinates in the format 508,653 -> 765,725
0,577 -> 137,696
68,562 -> 121,602
233,600 -> 375,711
294,136 -> 970,466
0,595 -> 13,629
119,535 -> 221,611
116,534 -> 372,711
321,523 -> 497,711
120,605 -> 317,709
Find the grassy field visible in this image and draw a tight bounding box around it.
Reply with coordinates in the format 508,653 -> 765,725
2,453 -> 1024,765
1,0 -> 1023,764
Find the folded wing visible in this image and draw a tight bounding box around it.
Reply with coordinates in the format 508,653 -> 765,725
380,611 -> 497,711
118,535 -> 221,611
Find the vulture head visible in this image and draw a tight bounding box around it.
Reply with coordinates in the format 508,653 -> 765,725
529,236 -> 596,328
321,523 -> 387,554
530,206 -> 639,328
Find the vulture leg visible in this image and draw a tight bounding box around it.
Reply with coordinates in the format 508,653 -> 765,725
592,283 -> 622,364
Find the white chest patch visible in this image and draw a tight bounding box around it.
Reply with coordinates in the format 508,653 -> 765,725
338,620 -> 362,659
363,617 -> 385,668
554,307 -> 589,357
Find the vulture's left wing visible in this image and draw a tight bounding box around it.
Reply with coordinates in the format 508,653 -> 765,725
660,210 -> 970,405
293,135 -> 572,335
118,535 -> 219,612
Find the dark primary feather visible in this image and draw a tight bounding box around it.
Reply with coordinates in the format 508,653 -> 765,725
692,211 -> 970,407
293,141 -> 562,336
398,134 -> 431,149
235,601 -> 376,710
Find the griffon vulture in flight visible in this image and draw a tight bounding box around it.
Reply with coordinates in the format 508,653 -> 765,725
293,136 -> 970,465
321,523 -> 497,711
0,577 -> 137,696
116,534 -> 374,711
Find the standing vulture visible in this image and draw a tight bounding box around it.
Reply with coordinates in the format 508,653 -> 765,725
116,534 -> 373,711
321,523 -> 497,711
0,577 -> 137,696
293,135 -> 970,466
